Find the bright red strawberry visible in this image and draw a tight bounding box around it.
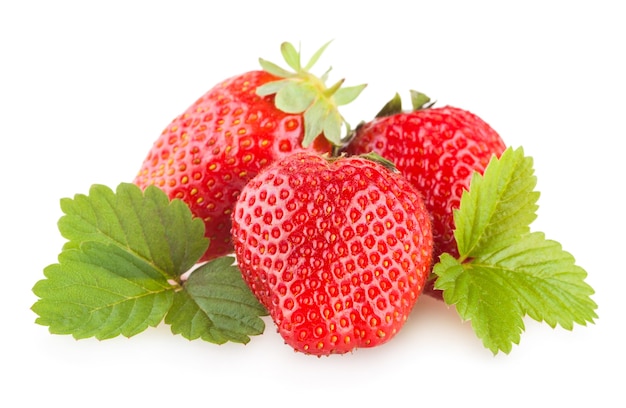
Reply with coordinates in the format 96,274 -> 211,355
134,42 -> 365,262
231,152 -> 433,355
344,92 -> 506,299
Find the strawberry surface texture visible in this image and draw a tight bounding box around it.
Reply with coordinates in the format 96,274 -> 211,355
231,152 -> 434,355
345,100 -> 506,298
133,70 -> 332,261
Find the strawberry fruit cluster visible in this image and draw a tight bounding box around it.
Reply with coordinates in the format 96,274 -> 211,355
32,42 -> 597,356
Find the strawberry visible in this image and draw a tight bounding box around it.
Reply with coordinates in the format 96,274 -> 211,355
134,42 -> 365,262
231,152 -> 433,355
344,92 -> 506,299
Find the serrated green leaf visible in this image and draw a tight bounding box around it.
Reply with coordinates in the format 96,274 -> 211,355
435,254 -> 524,354
433,147 -> 597,354
32,182 -> 210,341
32,242 -> 174,339
333,84 -> 367,106
454,147 -> 539,260
480,232 -> 598,329
274,81 -> 316,114
58,183 -> 208,279
165,257 -> 267,344
165,290 -> 230,344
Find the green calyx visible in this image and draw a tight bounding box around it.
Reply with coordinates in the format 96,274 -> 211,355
257,41 -> 367,147
375,90 -> 435,118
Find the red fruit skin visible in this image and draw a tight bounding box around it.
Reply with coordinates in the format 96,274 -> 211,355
232,153 -> 433,355
134,70 -> 332,262
345,106 -> 506,299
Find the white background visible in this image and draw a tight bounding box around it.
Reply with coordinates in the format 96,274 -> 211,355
2,1 -> 623,406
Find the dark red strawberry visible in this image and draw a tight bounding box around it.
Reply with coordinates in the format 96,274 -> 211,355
134,42 -> 365,262
231,152 -> 433,355
344,92 -> 506,299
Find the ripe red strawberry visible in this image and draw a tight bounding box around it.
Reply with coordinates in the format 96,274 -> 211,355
134,42 -> 365,262
344,92 -> 506,299
231,152 -> 433,355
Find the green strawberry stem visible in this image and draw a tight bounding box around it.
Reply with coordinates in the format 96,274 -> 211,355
257,41 -> 367,148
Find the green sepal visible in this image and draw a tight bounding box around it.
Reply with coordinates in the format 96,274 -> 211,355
358,151 -> 398,172
302,97 -> 345,147
274,81 -> 317,114
281,41 -> 302,71
303,40 -> 332,71
256,79 -> 291,97
410,90 -> 434,110
334,84 -> 367,106
258,41 -> 366,147
375,93 -> 403,118
375,90 -> 434,119
258,58 -> 294,78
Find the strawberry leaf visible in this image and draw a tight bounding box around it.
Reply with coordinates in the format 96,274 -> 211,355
58,183 -> 208,279
32,241 -> 174,339
454,147 -> 539,260
433,147 -> 598,354
435,253 -> 524,354
32,183 -> 266,345
165,257 -> 267,344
